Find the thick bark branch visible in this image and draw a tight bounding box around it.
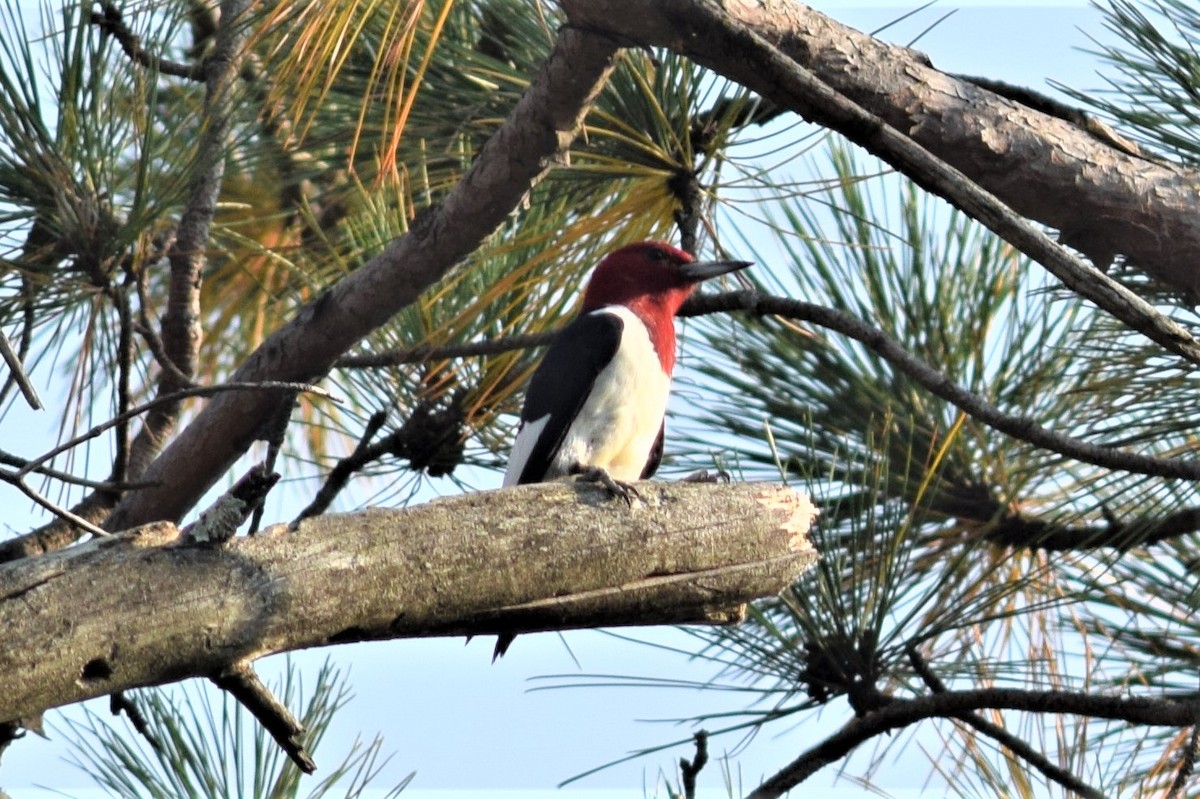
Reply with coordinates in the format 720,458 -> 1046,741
561,0 -> 1200,370
102,29 -> 621,533
566,0 -> 1200,300
0,482 -> 816,724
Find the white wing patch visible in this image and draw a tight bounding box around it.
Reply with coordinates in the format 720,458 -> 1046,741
503,415 -> 548,487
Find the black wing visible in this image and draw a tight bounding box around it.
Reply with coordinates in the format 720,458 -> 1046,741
511,310 -> 624,484
640,422 -> 664,479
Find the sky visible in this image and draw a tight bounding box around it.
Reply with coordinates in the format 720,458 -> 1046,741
1,2 -> 1119,798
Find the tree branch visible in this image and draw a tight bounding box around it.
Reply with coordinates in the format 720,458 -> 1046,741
748,688 -> 1200,798
210,661 -> 314,774
1,482 -> 816,725
0,326 -> 40,410
908,647 -> 1109,799
102,27 -> 623,533
92,0 -> 205,80
335,331 -> 556,369
562,0 -> 1200,359
1166,725 -> 1200,799
685,290 -> 1200,482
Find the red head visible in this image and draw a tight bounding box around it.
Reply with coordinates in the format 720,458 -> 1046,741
581,241 -> 751,314
580,240 -> 751,371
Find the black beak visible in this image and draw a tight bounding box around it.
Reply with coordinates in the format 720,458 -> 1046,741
679,258 -> 753,283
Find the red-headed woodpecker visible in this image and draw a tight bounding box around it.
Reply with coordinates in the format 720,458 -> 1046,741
493,241 -> 750,658
504,240 -> 751,490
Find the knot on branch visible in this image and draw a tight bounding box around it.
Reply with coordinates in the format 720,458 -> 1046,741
393,391 -> 466,477
800,628 -> 887,715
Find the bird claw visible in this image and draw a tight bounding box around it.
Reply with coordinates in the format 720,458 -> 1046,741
574,467 -> 640,506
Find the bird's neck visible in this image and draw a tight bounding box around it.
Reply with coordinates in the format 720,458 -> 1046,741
623,297 -> 678,374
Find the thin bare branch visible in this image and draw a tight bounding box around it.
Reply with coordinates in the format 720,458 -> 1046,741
91,0 -> 204,80
134,266 -> 195,389
747,689 -> 1200,798
908,647 -> 1109,799
685,290 -> 1200,484
112,284 -> 134,484
108,692 -> 161,751
0,326 -> 41,411
210,662 -> 314,773
0,451 -> 153,492
335,331 -> 556,369
294,410 -> 389,521
15,382 -> 335,482
1166,726 -> 1200,799
0,473 -> 110,538
679,731 -> 709,799
0,493 -> 119,564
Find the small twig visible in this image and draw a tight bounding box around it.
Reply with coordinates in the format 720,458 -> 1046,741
335,331 -> 555,370
294,410 -> 390,522
0,274 -> 38,411
0,472 -> 110,537
210,661 -> 315,774
0,450 -> 154,491
134,266 -> 196,390
0,325 -> 41,411
907,647 -> 1108,799
15,381 -> 337,481
1166,725 -> 1200,799
91,0 -> 204,80
678,730 -> 708,799
249,393 -> 298,534
112,283 -> 135,484
109,691 -> 161,751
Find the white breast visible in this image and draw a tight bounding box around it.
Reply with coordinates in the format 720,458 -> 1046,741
554,306 -> 671,480
505,305 -> 671,486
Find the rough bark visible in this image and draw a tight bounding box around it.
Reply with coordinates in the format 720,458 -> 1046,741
564,0 -> 1200,300
0,482 -> 817,724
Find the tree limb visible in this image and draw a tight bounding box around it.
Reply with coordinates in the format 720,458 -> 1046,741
748,688 -> 1200,798
563,0 -> 1200,373
565,0 -> 1200,301
907,647 -> 1109,799
102,28 -> 622,534
210,661 -> 314,774
686,290 -> 1200,482
0,482 -> 816,725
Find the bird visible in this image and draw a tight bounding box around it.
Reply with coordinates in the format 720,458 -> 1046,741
494,240 -> 751,658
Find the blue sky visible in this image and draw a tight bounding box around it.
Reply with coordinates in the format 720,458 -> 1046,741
1,2 -> 1121,797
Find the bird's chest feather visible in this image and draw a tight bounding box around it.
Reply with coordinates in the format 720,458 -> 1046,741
558,306 -> 672,479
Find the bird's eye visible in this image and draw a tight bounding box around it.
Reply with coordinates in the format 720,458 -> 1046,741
646,248 -> 668,262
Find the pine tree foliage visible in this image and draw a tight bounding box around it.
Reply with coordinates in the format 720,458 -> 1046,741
63,659 -> 411,798
3,0 -> 1200,796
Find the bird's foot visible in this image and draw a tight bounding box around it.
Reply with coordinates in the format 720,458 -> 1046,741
573,466 -> 640,506
679,468 -> 730,484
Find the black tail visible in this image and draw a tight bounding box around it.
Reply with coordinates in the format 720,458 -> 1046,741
492,632 -> 516,661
